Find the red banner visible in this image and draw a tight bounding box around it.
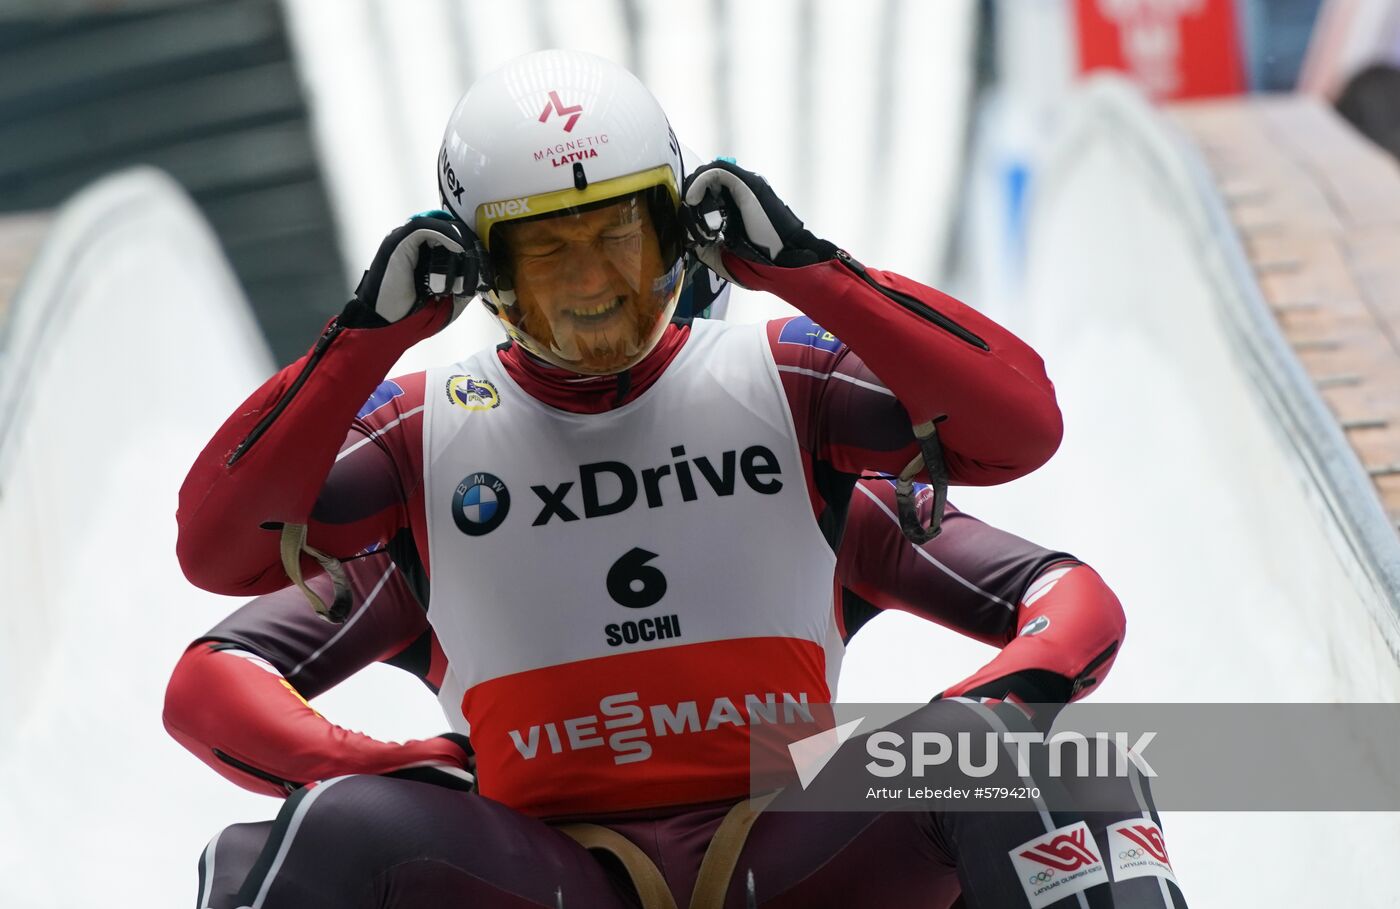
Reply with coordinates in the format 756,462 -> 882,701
1075,0 -> 1245,100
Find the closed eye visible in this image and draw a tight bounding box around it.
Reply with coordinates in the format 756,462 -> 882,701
601,226 -> 642,242
519,244 -> 566,258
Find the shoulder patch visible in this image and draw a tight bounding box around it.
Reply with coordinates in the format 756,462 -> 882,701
358,380 -> 405,419
777,316 -> 842,353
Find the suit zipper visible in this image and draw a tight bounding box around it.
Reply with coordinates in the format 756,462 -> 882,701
834,249 -> 990,351
1071,640 -> 1120,697
226,318 -> 344,467
213,748 -> 303,793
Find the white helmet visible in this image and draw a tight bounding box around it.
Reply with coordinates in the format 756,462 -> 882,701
438,49 -> 686,375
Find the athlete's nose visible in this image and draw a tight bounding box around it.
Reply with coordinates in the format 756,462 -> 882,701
555,245 -> 615,296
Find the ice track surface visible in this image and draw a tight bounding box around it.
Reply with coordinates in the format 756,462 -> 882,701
878,80 -> 1400,907
0,170 -> 473,908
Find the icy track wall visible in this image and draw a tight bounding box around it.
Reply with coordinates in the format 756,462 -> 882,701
995,78 -> 1400,704
0,170 -> 284,907
952,78 -> 1400,907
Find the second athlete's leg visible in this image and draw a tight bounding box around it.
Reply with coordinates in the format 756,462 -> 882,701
231,775 -> 638,909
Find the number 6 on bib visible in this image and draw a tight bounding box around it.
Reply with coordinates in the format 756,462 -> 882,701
607,547 -> 668,609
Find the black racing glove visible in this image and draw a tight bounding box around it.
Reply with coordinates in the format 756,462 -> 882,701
681,160 -> 837,285
383,732 -> 477,792
340,211 -> 487,329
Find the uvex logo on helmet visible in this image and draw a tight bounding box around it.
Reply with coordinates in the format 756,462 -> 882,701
538,90 -> 583,132
439,147 -> 464,203
481,198 -> 532,220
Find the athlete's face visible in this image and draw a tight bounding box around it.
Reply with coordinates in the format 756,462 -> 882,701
498,196 -> 671,375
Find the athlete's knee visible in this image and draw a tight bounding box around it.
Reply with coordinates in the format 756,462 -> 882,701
290,775 -> 412,842
289,774 -> 489,858
197,821 -> 273,909
232,776 -> 448,907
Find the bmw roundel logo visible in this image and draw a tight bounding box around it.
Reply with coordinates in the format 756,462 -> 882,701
452,472 -> 510,536
1019,615 -> 1051,637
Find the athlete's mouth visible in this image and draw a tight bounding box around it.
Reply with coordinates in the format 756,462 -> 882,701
567,297 -> 625,325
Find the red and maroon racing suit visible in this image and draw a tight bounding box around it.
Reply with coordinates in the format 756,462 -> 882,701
174,253 -> 1183,907
170,480 -> 1132,908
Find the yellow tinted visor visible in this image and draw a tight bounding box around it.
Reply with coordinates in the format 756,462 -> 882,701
475,165 -> 679,251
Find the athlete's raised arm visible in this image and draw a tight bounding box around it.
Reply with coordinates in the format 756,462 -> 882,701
685,160 -> 1063,486
177,217 -> 481,596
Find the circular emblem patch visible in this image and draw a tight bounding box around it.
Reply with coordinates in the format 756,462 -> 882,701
448,375 -> 501,411
1019,615 -> 1051,637
452,472 -> 510,536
